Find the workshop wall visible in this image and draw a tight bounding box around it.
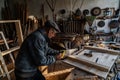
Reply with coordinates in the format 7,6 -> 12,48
0,0 -> 4,19
27,0 -> 119,19
0,0 -> 119,20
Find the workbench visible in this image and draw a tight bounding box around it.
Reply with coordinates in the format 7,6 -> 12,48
63,46 -> 120,79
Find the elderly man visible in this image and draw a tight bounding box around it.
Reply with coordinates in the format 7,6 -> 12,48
15,20 -> 62,80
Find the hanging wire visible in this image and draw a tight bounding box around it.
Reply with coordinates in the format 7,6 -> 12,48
64,0 -> 67,10
51,0 -> 54,10
53,0 -> 56,12
46,0 -> 53,12
45,0 -> 57,21
72,0 -> 78,10
45,0 -> 57,12
79,0 -> 84,9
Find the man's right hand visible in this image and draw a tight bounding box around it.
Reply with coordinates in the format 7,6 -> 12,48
56,51 -> 65,60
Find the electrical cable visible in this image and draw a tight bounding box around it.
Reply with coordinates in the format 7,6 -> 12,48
79,0 -> 84,9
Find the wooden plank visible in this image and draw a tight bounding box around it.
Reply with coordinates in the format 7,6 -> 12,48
0,51 -> 11,80
108,45 -> 120,49
0,40 -> 13,45
0,39 -> 13,43
44,68 -> 74,77
1,46 -> 20,56
0,20 -> 19,23
39,66 -> 48,75
67,55 -> 109,72
63,59 -> 108,78
15,20 -> 23,46
0,31 -> 15,63
72,49 -> 84,55
84,46 -> 120,55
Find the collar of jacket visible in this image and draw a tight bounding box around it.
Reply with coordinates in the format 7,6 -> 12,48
37,29 -> 50,43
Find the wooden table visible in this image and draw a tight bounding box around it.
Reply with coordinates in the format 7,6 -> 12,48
63,46 -> 119,79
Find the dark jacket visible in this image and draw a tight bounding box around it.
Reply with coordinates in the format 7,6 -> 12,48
15,29 -> 60,73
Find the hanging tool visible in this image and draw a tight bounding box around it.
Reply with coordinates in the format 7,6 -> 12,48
45,0 -> 57,20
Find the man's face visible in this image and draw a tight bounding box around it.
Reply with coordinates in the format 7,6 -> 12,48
48,28 -> 57,38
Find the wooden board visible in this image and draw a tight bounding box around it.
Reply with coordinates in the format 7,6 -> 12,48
1,46 -> 20,56
84,46 -> 120,55
63,48 -> 119,79
67,55 -> 109,72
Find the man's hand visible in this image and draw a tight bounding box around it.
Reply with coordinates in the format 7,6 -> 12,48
56,51 -> 65,60
56,54 -> 62,60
